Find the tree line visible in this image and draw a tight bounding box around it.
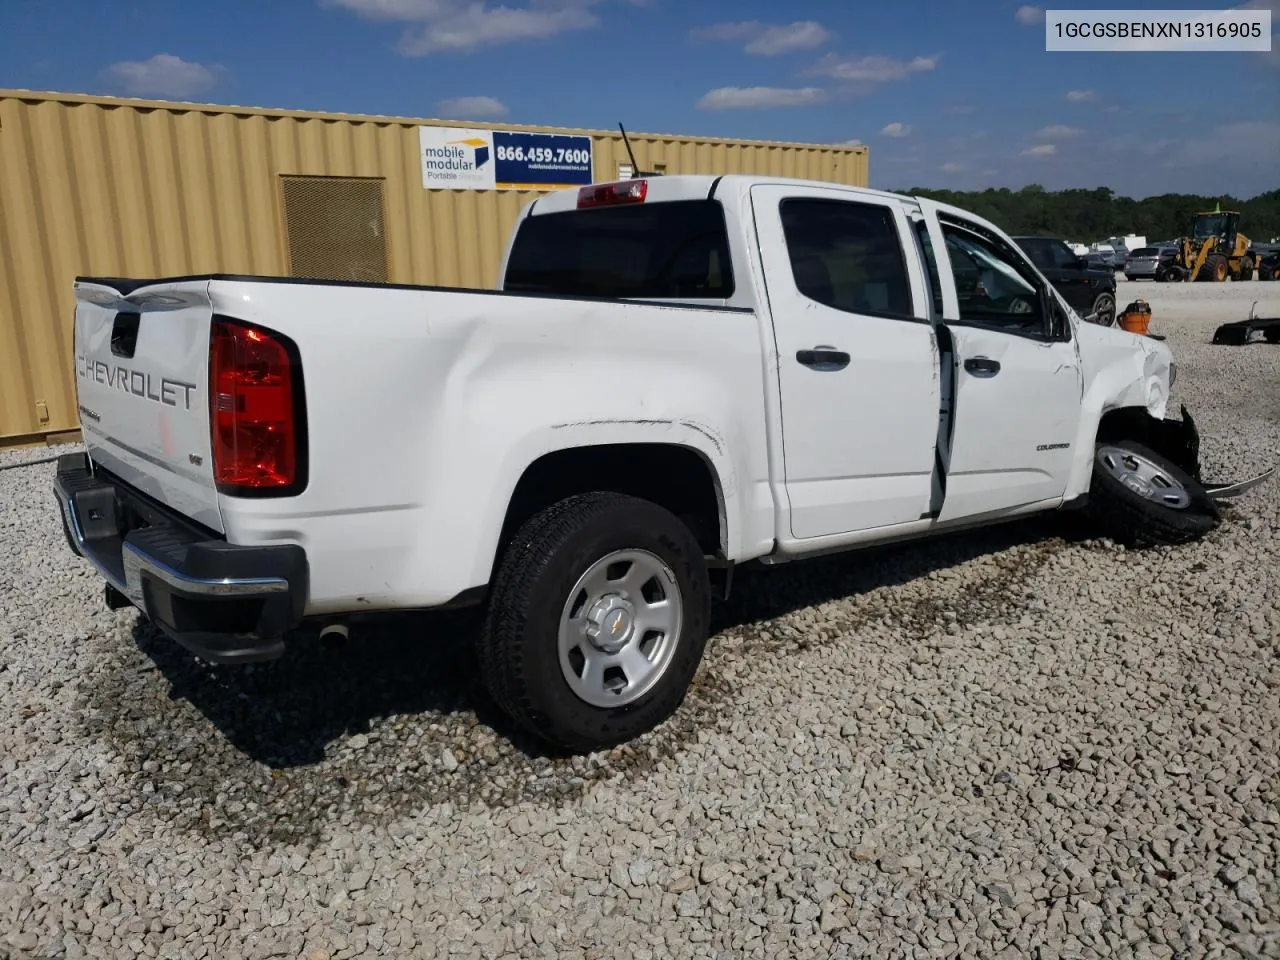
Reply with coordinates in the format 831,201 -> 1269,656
898,184 -> 1280,246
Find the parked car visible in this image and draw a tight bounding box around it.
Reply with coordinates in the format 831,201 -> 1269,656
1011,235 -> 1119,325
1125,245 -> 1177,281
58,174 -> 1263,751
1259,249 -> 1280,281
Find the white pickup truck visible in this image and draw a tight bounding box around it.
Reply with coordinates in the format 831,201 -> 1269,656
55,173 -> 1269,751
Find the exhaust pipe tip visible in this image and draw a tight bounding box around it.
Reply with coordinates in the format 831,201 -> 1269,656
318,622 -> 349,642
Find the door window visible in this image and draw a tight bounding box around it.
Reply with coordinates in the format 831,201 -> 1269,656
940,221 -> 1051,338
778,199 -> 916,321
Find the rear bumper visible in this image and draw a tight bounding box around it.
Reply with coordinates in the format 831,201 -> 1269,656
54,452 -> 307,664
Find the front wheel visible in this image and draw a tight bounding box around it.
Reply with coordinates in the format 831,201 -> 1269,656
478,491 -> 711,752
1085,441 -> 1219,547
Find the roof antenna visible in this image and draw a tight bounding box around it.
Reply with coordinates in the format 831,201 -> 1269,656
618,123 -> 660,178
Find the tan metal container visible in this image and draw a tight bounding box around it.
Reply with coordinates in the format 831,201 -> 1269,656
0,89 -> 869,444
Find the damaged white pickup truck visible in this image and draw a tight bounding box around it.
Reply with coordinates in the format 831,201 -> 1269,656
55,174 -> 1274,751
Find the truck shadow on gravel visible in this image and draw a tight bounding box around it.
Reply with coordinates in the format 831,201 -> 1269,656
84,514 -> 1085,847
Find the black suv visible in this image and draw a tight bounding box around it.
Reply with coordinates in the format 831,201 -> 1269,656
1011,236 -> 1118,327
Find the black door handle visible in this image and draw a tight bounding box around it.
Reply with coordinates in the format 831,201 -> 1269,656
796,346 -> 851,371
963,356 -> 1001,377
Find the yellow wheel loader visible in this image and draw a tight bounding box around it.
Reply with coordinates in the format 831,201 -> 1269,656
1166,207 -> 1256,283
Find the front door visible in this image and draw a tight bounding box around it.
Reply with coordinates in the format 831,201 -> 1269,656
750,185 -> 942,540
916,203 -> 1084,521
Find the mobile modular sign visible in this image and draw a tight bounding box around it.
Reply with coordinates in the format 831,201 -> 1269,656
419,125 -> 594,191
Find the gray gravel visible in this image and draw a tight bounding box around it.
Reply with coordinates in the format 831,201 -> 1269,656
2,279 -> 1278,960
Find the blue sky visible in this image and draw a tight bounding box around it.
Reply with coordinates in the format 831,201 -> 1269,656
2,0 -> 1277,198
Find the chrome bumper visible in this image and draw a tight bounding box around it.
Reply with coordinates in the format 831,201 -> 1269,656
53,453 -> 306,664
54,470 -> 290,613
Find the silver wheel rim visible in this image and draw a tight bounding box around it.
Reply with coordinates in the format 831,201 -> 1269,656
1094,296 -> 1115,326
558,548 -> 683,709
1097,446 -> 1191,509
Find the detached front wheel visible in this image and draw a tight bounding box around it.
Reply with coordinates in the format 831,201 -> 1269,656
1085,441 -> 1219,547
478,492 -> 711,752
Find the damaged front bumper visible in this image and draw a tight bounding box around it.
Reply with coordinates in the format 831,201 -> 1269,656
1148,404 -> 1278,502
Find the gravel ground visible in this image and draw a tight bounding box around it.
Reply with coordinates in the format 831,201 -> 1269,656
2,279 -> 1278,960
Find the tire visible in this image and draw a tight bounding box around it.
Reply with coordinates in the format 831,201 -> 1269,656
478,491 -> 711,752
1237,257 -> 1254,282
1085,441 -> 1219,548
1089,291 -> 1116,326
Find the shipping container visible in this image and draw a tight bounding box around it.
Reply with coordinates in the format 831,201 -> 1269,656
0,89 -> 869,445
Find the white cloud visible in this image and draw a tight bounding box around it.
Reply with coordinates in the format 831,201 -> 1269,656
399,4 -> 599,54
435,95 -> 509,117
324,0 -> 453,19
102,54 -> 223,98
696,86 -> 827,109
880,122 -> 912,138
328,0 -> 606,54
941,161 -> 964,173
838,138 -> 864,147
1014,5 -> 1045,25
1065,89 -> 1097,102
810,53 -> 938,82
1021,144 -> 1057,157
1034,124 -> 1082,138
1162,120 -> 1280,167
692,20 -> 833,55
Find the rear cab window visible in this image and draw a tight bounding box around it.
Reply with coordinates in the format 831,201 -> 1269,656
502,199 -> 734,300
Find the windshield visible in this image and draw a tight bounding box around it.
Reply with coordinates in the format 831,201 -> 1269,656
503,199 -> 735,299
1016,238 -> 1077,270
1193,214 -> 1229,238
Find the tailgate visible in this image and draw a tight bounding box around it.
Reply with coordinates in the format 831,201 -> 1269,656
73,278 -> 223,534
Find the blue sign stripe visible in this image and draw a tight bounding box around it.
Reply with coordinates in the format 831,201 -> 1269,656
493,131 -> 594,189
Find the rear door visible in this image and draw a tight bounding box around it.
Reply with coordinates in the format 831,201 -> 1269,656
916,203 -> 1083,521
750,184 -> 941,540
73,279 -> 223,533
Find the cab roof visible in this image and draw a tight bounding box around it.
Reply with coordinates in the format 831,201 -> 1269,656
526,173 -> 918,216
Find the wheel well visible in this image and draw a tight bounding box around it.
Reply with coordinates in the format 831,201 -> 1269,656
1095,406 -> 1200,481
497,443 -> 725,559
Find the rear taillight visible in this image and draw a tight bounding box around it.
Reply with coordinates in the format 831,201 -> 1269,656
577,179 -> 648,208
209,317 -> 306,496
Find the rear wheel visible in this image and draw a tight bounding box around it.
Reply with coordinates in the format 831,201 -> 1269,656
478,491 -> 711,752
1085,441 -> 1218,547
1238,257 -> 1254,282
1089,291 -> 1117,326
